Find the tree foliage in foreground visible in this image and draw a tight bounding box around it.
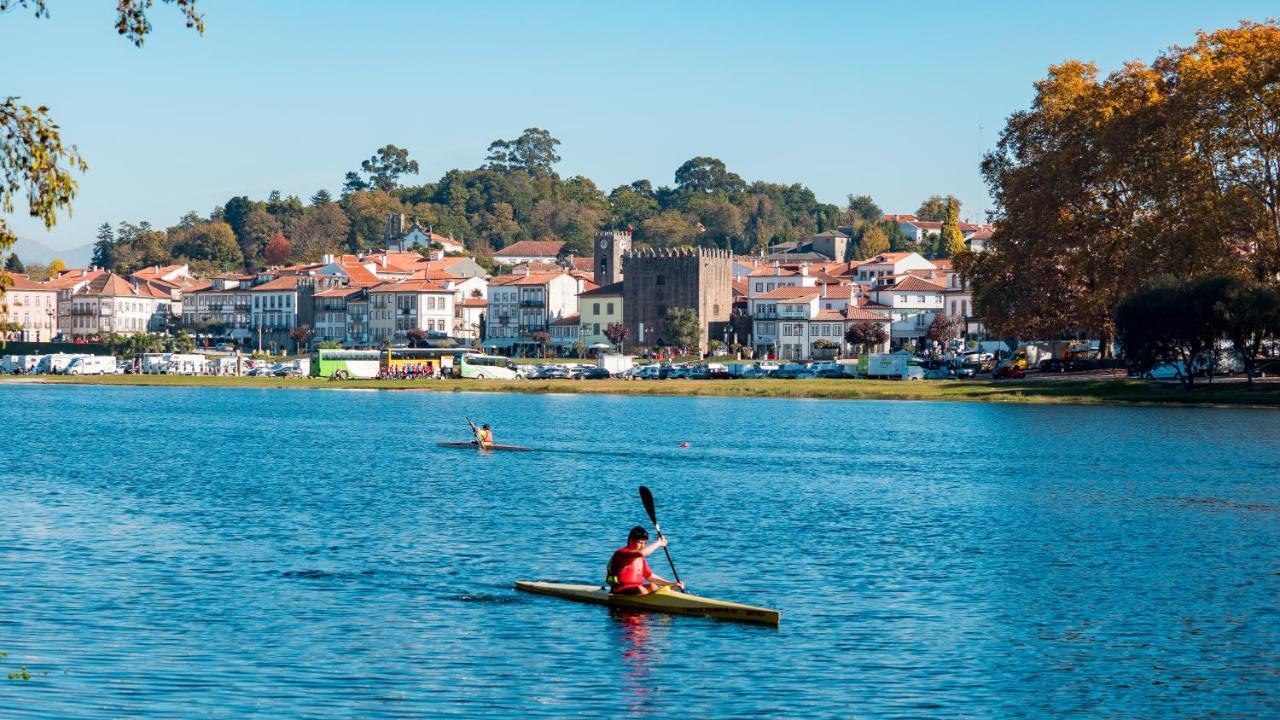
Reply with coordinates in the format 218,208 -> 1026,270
1116,276 -> 1280,385
967,21 -> 1280,349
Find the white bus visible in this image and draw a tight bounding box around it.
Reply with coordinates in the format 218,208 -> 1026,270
453,352 -> 523,380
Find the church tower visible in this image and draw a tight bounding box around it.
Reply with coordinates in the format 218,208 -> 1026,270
594,230 -> 632,286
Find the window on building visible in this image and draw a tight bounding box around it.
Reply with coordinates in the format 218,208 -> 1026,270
606,302 -> 614,314
755,283 -> 763,292
593,302 -> 600,315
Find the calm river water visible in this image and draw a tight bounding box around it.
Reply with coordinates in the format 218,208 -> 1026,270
1,384 -> 1278,718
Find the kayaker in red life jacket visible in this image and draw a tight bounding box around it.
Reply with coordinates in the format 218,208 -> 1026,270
606,526 -> 684,595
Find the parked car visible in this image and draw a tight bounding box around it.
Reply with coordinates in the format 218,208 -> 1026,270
1063,357 -> 1096,372
953,366 -> 976,379
815,367 -> 848,379
1247,360 -> 1280,378
992,364 -> 1026,379
706,363 -> 732,379
214,343 -> 234,352
773,363 -> 811,379
580,367 -> 611,379
1142,362 -> 1186,380
632,364 -> 662,380
757,361 -> 781,375
1038,358 -> 1065,373
924,368 -> 956,380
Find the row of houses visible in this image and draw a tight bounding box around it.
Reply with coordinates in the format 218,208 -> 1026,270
3,213 -> 988,357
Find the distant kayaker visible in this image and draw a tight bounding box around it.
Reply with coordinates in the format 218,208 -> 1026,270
475,423 -> 494,449
605,526 -> 684,595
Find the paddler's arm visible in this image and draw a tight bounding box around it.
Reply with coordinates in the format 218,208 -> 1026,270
639,535 -> 668,558
646,573 -> 685,591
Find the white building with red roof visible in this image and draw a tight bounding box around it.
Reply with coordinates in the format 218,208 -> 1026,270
493,240 -> 565,266
250,275 -> 301,337
868,274 -> 947,348
367,279 -> 458,343
62,272 -> 171,338
747,284 -> 889,360
2,274 -> 59,341
486,270 -> 591,351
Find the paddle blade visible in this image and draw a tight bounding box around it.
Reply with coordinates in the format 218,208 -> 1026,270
639,485 -> 657,525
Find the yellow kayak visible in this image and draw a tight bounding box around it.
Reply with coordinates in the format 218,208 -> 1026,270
514,581 -> 780,626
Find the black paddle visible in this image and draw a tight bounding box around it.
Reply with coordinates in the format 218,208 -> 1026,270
639,485 -> 682,588
465,417 -> 480,444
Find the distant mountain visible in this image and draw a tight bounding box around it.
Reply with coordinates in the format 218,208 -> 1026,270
6,237 -> 95,267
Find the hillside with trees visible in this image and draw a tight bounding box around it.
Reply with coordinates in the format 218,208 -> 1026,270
81,128 -> 960,275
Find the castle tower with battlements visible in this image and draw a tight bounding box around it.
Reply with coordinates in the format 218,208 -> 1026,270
593,230 -> 631,286
621,247 -> 733,353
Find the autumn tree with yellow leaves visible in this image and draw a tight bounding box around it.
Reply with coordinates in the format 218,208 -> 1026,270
962,21 -> 1280,353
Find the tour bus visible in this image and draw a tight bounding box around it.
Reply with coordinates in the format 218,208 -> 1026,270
384,347 -> 456,375
310,348 -> 382,379
453,352 -> 523,380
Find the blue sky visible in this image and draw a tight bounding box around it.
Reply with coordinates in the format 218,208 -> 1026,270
4,0 -> 1275,251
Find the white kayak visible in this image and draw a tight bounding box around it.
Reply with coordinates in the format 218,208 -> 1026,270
515,581 -> 780,626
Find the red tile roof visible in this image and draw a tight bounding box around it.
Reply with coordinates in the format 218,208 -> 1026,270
887,275 -> 946,292
844,306 -> 892,321
551,314 -> 580,326
755,286 -> 820,301
490,271 -> 577,287
494,240 -> 565,258
368,279 -> 452,293
580,281 -> 624,297
251,275 -> 302,292
4,274 -> 55,291
314,286 -> 363,298
83,273 -> 147,297
459,297 -> 488,307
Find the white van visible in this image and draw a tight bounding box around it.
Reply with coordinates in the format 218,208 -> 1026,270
65,355 -> 119,375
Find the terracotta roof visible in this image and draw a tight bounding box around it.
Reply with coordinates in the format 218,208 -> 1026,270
83,273 -> 147,298
579,281 -> 623,297
732,279 -> 748,297
755,286 -> 820,301
490,271 -> 577,287
366,251 -> 425,273
131,264 -> 187,279
251,275 -> 302,292
887,276 -> 946,292
883,214 -> 918,222
818,285 -> 855,300
748,266 -> 799,277
411,268 -> 465,282
551,314 -> 580,326
569,257 -> 594,272
459,298 -> 488,307
509,260 -> 563,274
3,274 -> 56,291
969,228 -> 994,241
44,269 -> 105,289
494,240 -> 564,258
368,279 -> 452,293
314,286 -> 363,298
214,272 -> 253,280
338,261 -> 381,286
183,279 -> 214,293
844,306 -> 892,321
929,259 -> 954,272
865,252 -> 913,263
812,310 -> 846,321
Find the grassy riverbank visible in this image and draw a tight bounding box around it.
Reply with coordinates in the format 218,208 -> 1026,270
5,373 -> 1280,408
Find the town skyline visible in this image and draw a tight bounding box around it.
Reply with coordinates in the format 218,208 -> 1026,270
6,1 -> 1275,251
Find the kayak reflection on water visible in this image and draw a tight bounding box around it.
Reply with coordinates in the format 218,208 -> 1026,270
606,526 -> 684,596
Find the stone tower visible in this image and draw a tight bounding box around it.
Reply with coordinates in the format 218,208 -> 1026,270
621,247 -> 734,353
593,230 -> 632,286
